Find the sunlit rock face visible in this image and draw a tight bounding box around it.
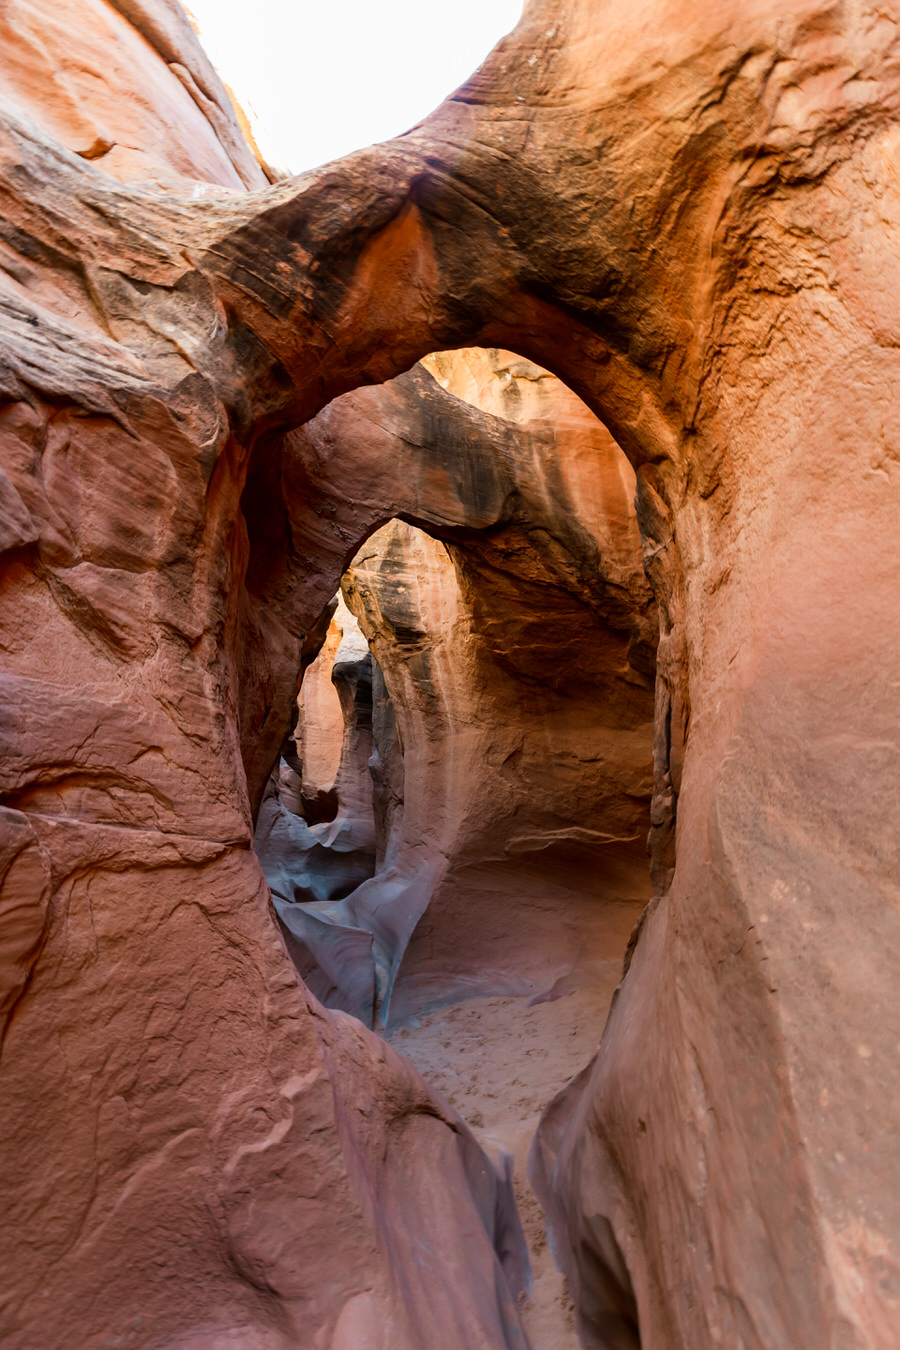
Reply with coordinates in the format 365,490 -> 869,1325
0,0 -> 267,189
2,0 -> 900,1347
291,598 -> 353,822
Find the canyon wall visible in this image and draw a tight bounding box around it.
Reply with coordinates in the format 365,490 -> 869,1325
260,348 -> 654,1024
384,352 -> 654,1020
0,9 -> 531,1349
0,0 -> 268,189
1,1 -> 899,1348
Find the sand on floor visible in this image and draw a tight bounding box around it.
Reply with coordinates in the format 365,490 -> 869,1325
388,969 -> 622,1350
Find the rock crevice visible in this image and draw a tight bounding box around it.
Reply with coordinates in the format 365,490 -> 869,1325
1,1 -> 899,1347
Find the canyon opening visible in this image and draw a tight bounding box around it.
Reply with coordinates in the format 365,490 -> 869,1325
1,3 -> 899,1350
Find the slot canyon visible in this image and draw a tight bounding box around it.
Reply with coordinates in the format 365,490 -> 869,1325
0,2 -> 899,1348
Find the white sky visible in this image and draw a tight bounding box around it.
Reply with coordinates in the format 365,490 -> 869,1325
185,0 -> 524,175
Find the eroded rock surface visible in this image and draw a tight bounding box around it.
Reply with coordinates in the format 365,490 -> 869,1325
259,348 -> 655,1023
0,9 -> 530,1348
256,597 -> 385,1020
1,0 -> 900,1346
0,0 -> 268,189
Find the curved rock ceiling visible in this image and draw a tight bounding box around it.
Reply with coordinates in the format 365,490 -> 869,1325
1,1 -> 899,1348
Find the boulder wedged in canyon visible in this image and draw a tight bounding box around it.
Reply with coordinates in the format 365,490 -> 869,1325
2,0 -> 900,1346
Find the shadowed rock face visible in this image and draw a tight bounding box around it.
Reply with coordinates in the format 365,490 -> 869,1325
0,10 -> 533,1350
270,348 -> 655,1024
2,0 -> 900,1347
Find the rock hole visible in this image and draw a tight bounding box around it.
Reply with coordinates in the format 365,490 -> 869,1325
255,348 -> 658,1349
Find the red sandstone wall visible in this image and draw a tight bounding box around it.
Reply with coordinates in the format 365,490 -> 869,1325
2,1 -> 900,1347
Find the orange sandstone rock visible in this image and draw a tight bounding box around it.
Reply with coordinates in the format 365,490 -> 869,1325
0,0 -> 267,189
1,1 -> 900,1347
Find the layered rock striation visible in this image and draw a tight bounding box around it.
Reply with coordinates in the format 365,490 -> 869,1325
0,0 -> 269,190
266,348 -> 654,1025
1,0 -> 899,1347
0,9 -> 531,1349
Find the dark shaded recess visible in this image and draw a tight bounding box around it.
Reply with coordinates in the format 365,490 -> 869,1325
626,628 -> 657,683
0,224 -> 106,321
224,313 -> 296,436
280,843 -> 372,905
398,373 -> 519,518
297,785 -> 339,827
332,651 -> 374,721
236,425 -> 338,821
240,428 -> 293,599
443,529 -> 654,710
576,1214 -> 642,1350
272,648 -> 378,899
281,709 -> 303,777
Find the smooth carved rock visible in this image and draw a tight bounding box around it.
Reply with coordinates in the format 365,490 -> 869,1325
301,350 -> 655,1024
0,0 -> 268,189
291,602 -> 346,820
254,349 -> 655,1024
257,601 -> 386,1022
1,0 -> 899,1346
0,8 -> 530,1348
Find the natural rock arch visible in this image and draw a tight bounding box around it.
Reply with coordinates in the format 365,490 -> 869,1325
254,349 -> 656,1028
1,1 -> 899,1347
252,348 -> 655,1020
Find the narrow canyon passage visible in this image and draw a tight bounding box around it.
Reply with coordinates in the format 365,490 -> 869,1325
389,983 -> 628,1350
264,588 -> 641,1343
6,4 -> 900,1345
256,348 -> 656,1027
269,553 -> 646,1347
254,348 -> 655,1347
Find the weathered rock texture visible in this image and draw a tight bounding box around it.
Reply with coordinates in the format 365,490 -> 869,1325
0,0 -> 269,190
0,9 -> 531,1349
2,0 -> 900,1346
253,359 -> 654,1030
339,351 -> 654,1022
346,518 -> 651,1019
256,597 -> 386,1017
256,348 -> 654,1023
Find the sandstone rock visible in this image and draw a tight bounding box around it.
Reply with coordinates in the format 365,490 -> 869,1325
291,600 -> 346,822
1,0 -> 899,1346
341,356 -> 655,1021
0,12 -> 531,1348
0,0 -> 268,189
258,350 -> 655,1024
320,595 -> 378,858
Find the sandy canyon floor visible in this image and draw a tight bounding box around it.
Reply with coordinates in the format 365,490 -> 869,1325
388,970 -> 624,1349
